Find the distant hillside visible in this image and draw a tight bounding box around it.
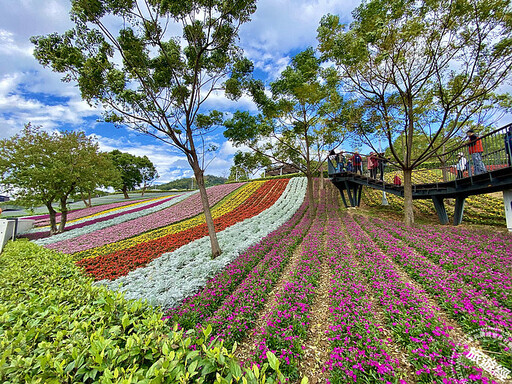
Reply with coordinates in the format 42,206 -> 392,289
158,175 -> 227,190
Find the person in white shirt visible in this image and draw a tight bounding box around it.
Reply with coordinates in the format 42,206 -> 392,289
456,152 -> 467,179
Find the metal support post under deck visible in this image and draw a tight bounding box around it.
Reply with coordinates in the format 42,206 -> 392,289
432,195 -> 449,225
339,188 -> 349,208
453,196 -> 466,226
345,181 -> 355,206
504,189 -> 512,232
356,185 -> 363,207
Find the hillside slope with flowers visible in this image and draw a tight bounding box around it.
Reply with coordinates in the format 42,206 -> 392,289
4,177 -> 511,383
363,170 -> 507,227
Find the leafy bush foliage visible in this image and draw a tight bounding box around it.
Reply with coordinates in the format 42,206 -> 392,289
0,240 -> 284,383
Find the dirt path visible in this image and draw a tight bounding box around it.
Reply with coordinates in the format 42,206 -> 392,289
297,222 -> 332,383
234,235 -> 307,365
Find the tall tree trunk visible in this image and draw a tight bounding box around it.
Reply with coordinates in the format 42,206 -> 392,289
404,97 -> 415,227
81,191 -> 92,207
194,169 -> 221,259
46,202 -> 58,236
319,163 -> 324,190
58,196 -> 68,233
441,159 -> 448,182
403,169 -> 414,226
122,185 -> 129,199
306,172 -> 315,213
141,182 -> 147,197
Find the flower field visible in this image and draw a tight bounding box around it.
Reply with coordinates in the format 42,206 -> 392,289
363,170 -> 507,226
9,177 -> 512,383
164,181 -> 511,383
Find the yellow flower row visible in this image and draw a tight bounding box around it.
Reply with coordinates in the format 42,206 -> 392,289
364,169 -> 505,225
40,195 -> 169,228
76,181 -> 265,260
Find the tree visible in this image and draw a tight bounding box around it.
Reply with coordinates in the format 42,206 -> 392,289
75,151 -> 121,207
317,0 -> 512,225
31,0 -> 257,257
224,48 -> 349,206
138,156 -> 159,196
159,175 -> 226,190
109,150 -> 157,198
228,151 -> 271,181
0,124 -> 118,234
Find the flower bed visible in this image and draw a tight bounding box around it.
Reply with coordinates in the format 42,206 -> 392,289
369,217 -> 512,309
25,195 -> 180,241
200,190 -> 316,348
26,197 -> 148,227
356,215 -> 512,331
253,192 -> 327,379
73,181 -> 264,260
48,182 -> 245,254
167,190 -> 311,331
97,177 -> 307,309
78,179 -> 288,280
342,214 -> 458,382
324,214 -> 400,383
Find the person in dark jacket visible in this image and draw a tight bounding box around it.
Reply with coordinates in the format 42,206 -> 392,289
335,151 -> 346,172
350,151 -> 363,175
328,149 -> 337,173
505,127 -> 512,166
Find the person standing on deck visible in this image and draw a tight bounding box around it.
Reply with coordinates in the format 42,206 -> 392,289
504,127 -> 512,166
456,152 -> 468,179
367,152 -> 377,178
377,152 -> 387,181
335,151 -> 346,172
328,149 -> 337,173
350,151 -> 363,175
467,130 -> 486,175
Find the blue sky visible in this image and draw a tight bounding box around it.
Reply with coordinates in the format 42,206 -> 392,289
0,0 -> 360,183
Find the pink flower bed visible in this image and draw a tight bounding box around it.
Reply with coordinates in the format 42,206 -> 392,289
354,215 -> 512,331
47,183 -> 244,254
27,198 -> 147,227
23,196 -> 176,240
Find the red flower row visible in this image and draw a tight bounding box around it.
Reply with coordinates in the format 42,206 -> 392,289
77,179 -> 289,281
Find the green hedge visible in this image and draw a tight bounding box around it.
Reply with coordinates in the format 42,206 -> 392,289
0,240 -> 286,383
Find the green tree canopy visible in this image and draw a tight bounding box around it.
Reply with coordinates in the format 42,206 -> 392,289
317,0 -> 512,225
109,150 -> 158,198
0,124 -> 118,234
228,151 -> 271,181
224,48 -> 350,205
138,155 -> 159,196
31,0 -> 257,257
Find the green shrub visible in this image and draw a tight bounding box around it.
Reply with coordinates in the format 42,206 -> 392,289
0,240 -> 285,383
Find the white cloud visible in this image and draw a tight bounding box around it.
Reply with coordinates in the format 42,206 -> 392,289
239,0 -> 359,81
0,0 -> 363,175
93,135 -> 213,183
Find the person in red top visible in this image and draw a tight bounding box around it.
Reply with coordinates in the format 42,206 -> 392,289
350,151 -> 363,175
367,152 -> 378,178
467,129 -> 486,175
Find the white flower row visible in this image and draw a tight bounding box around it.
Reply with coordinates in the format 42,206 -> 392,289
98,177 -> 307,310
33,191 -> 198,246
